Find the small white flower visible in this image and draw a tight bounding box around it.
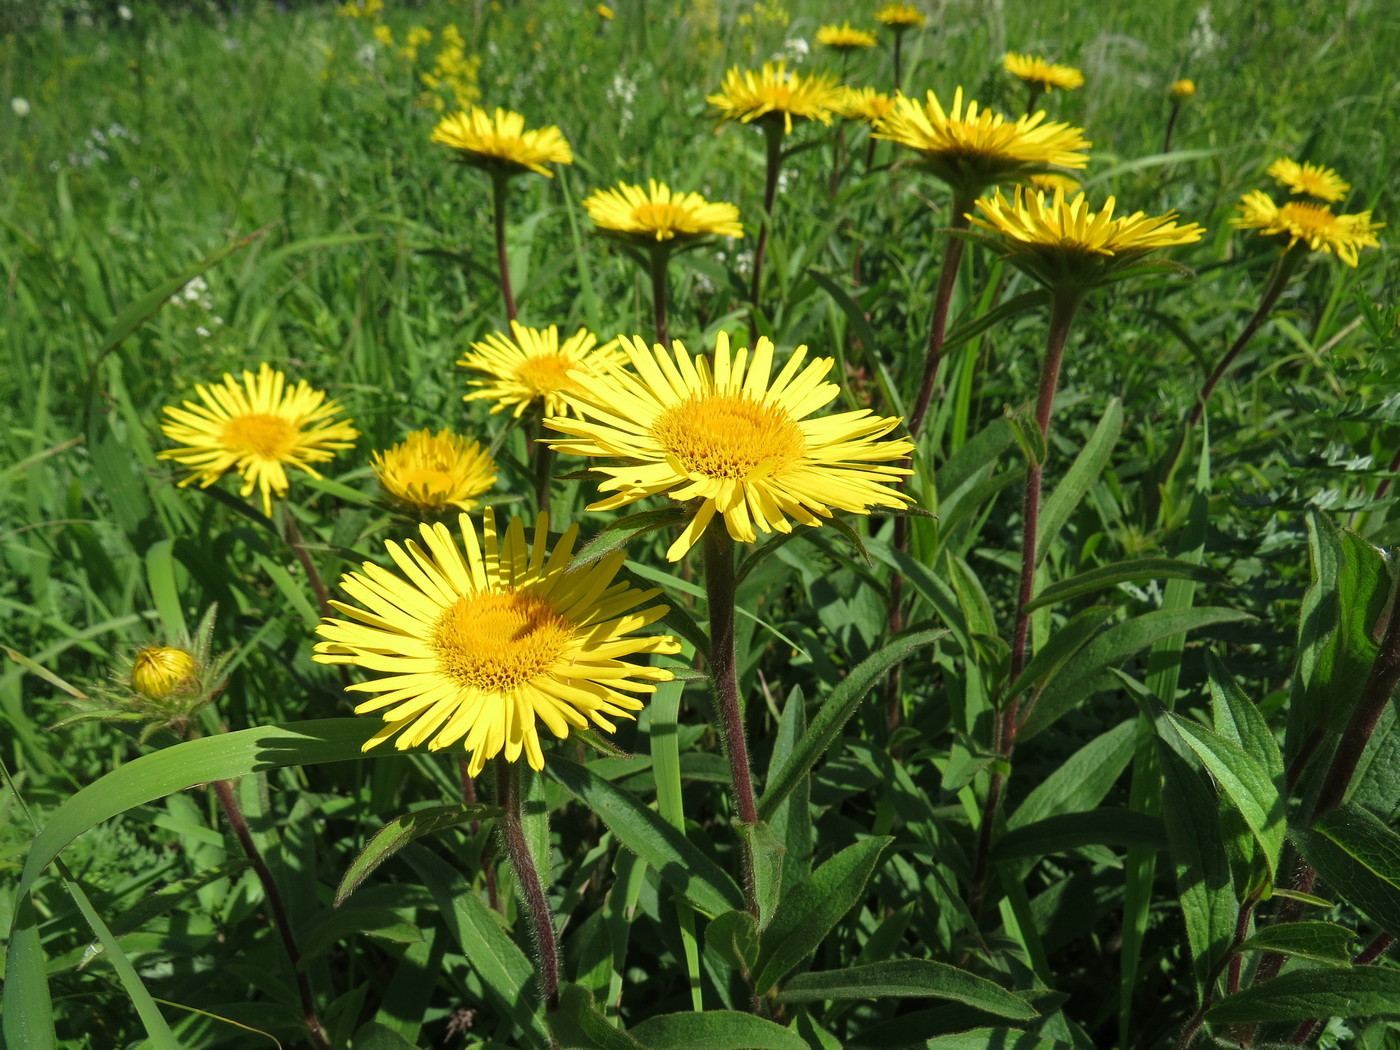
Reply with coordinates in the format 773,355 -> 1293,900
195,326 -> 212,338
118,4 -> 133,20
10,97 -> 30,118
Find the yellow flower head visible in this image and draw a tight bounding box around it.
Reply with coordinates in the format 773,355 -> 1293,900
459,320 -> 623,418
875,2 -> 926,29
1232,190 -> 1382,267
548,333 -> 915,562
159,363 -> 359,517
1266,158 -> 1350,203
597,3 -> 614,18
833,85 -> 897,124
1003,53 -> 1085,93
1028,171 -> 1082,195
817,22 -> 879,51
431,107 -> 573,177
875,87 -> 1091,196
583,180 -> 743,245
1170,78 -> 1196,100
373,429 -> 497,514
971,186 -> 1205,290
315,510 -> 680,774
708,61 -> 844,134
131,646 -> 198,701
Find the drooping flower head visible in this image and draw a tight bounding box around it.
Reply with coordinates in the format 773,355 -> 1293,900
833,85 -> 897,125
459,321 -> 623,419
817,22 -> 878,52
314,510 -> 680,774
875,87 -> 1090,197
430,107 -> 573,177
1266,158 -> 1350,203
159,363 -> 358,517
1003,52 -> 1085,94
1169,78 -> 1196,100
970,186 -> 1205,291
583,180 -> 743,246
875,2 -> 926,29
1232,190 -> 1382,267
373,429 -> 496,514
548,333 -> 915,562
708,61 -> 844,135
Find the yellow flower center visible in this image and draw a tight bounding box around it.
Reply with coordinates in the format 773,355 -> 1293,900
432,592 -> 572,693
221,413 -> 297,460
1279,202 -> 1339,237
633,202 -> 682,232
654,393 -> 806,480
514,353 -> 578,397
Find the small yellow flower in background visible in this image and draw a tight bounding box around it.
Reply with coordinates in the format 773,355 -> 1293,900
1266,157 -> 1350,203
970,186 -> 1205,290
876,87 -> 1090,196
1028,171 -> 1082,195
708,61 -> 844,134
336,0 -> 383,18
159,363 -> 359,518
833,85 -> 896,124
431,107 -> 572,177
548,333 -> 915,562
460,320 -> 622,419
1169,78 -> 1196,100
373,429 -> 496,514
396,25 -> 431,63
1003,52 -> 1085,94
132,646 -> 198,701
584,180 -> 743,245
371,24 -> 393,47
596,3 -> 614,18
1232,190 -> 1382,267
875,2 -> 925,29
314,510 -> 681,774
817,22 -> 879,51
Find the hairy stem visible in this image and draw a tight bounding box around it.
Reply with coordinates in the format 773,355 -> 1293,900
749,122 -> 785,313
497,760 -> 560,1011
907,195 -> 974,438
649,245 -> 670,348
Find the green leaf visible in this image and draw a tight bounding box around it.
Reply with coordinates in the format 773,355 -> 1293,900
758,631 -> 944,823
1036,397 -> 1122,563
1239,922 -> 1358,967
1019,607 -> 1252,741
706,909 -> 760,978
1206,966 -> 1400,1024
1294,805 -> 1400,940
766,686 -> 813,891
1008,719 -> 1137,830
569,508 -> 689,570
336,804 -> 500,907
991,808 -> 1166,861
927,1031 -> 1072,1050
776,960 -> 1038,1020
753,837 -> 891,995
1005,402 -> 1047,468
630,1011 -> 809,1050
351,1021 -> 421,1050
742,821 -> 786,929
548,756 -> 745,918
1206,652 -> 1285,783
1024,558 -> 1227,613
550,984 -> 648,1050
1005,605 -> 1114,702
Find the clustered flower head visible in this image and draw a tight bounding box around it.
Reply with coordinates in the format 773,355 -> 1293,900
431,106 -> 573,177
1003,52 -> 1085,94
584,180 -> 743,245
314,509 -> 681,774
373,429 -> 497,514
1232,190 -> 1382,267
548,332 -> 915,562
459,320 -> 623,419
708,61 -> 844,134
1266,157 -> 1350,202
816,22 -> 878,52
159,363 -> 359,518
874,2 -> 926,29
876,86 -> 1091,197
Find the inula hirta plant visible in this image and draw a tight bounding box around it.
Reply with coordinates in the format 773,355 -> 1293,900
371,428 -> 497,514
159,363 -> 358,518
1003,51 -> 1084,114
816,22 -> 878,52
313,509 -> 681,776
458,321 -> 621,420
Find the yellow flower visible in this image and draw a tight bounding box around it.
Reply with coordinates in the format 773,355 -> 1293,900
159,363 -> 358,517
874,2 -> 925,28
548,333 -> 915,562
816,22 -> 878,51
131,646 -> 198,701
372,24 -> 393,47
1170,78 -> 1196,100
876,87 -> 1091,196
1232,190 -> 1382,267
708,61 -> 844,134
833,85 -> 896,124
336,0 -> 383,19
1003,52 -> 1085,93
1028,171 -> 1082,195
583,180 -> 743,245
1266,157 -> 1350,203
597,3 -> 614,18
970,186 -> 1205,290
373,429 -> 496,513
459,320 -> 623,419
314,510 -> 680,774
431,107 -> 573,177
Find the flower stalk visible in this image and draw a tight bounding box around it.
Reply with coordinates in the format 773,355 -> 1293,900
648,244 -> 670,347
750,121 -> 785,310
497,759 -> 561,1011
907,192 -> 975,439
490,171 -> 518,322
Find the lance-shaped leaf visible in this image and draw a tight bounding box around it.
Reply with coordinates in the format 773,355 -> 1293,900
1206,967 -> 1400,1024
336,804 -> 501,907
1294,805 -> 1400,940
1239,922 -> 1358,967
629,1011 -> 810,1050
776,960 -> 1038,1020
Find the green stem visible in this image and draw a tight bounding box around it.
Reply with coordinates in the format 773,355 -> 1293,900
531,416 -> 555,519
1162,101 -> 1182,154
749,121 -> 785,313
497,759 -> 560,1011
891,30 -> 905,93
649,245 -> 671,347
491,171 -> 518,322
907,193 -> 974,439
